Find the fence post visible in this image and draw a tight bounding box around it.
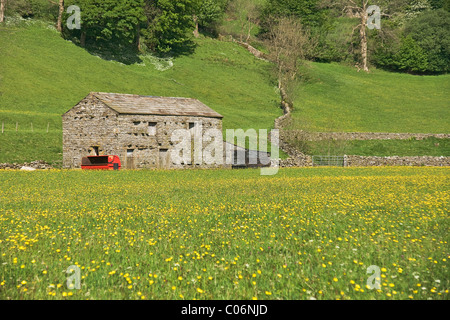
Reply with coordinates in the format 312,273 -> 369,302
47,122 -> 50,133
1,122 -> 3,134
16,122 -> 18,132
31,122 -> 33,132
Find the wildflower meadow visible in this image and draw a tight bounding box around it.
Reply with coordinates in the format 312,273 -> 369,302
0,167 -> 448,300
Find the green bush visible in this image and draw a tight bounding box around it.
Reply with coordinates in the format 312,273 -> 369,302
405,9 -> 450,73
312,20 -> 353,63
373,9 -> 449,74
259,0 -> 327,32
394,35 -> 429,73
5,0 -> 57,20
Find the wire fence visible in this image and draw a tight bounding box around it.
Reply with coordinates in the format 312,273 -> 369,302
1,122 -> 58,133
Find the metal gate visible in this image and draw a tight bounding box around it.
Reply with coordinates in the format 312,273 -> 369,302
312,155 -> 346,167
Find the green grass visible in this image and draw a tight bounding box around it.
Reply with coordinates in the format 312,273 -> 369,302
0,131 -> 62,165
290,62 -> 450,133
291,137 -> 450,157
0,22 -> 283,163
1,21 -> 449,164
0,167 -> 448,300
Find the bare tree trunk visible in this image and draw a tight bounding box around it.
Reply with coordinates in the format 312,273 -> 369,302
360,1 -> 369,72
360,12 -> 368,72
80,31 -> 86,47
246,23 -> 253,43
136,24 -> 141,51
57,0 -> 64,33
0,0 -> 6,23
193,15 -> 199,38
239,19 -> 245,42
344,1 -> 370,72
267,17 -> 309,113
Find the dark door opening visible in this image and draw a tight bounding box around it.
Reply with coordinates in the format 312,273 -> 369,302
91,146 -> 99,156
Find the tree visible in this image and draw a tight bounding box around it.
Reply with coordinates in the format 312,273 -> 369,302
261,0 -> 326,28
371,6 -> 449,73
0,0 -> 6,23
394,35 -> 429,73
145,0 -> 200,54
193,0 -> 227,37
404,0 -> 431,20
57,0 -> 64,32
227,0 -> 260,43
66,0 -> 145,49
266,16 -> 314,113
345,1 -> 374,72
429,0 -> 450,11
322,0 -> 388,72
405,8 -> 450,73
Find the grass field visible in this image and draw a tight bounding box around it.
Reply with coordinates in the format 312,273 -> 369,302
0,167 -> 448,300
0,131 -> 62,165
290,62 -> 450,133
0,21 -> 282,163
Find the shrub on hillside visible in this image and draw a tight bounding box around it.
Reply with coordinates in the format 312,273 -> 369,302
394,35 -> 429,73
5,0 -> 57,21
373,9 -> 449,74
405,9 -> 450,73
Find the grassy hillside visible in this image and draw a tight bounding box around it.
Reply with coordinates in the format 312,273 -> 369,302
0,21 -> 282,164
0,20 -> 449,164
290,62 -> 450,133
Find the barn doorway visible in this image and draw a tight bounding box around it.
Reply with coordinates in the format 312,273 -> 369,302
126,149 -> 135,170
159,149 -> 169,169
89,146 -> 100,156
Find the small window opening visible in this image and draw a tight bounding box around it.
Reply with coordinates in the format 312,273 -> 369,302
148,122 -> 157,136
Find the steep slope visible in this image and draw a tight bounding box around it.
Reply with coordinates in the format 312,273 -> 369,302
290,62 -> 450,133
0,22 -> 281,164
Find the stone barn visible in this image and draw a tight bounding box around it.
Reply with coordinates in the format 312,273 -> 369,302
62,92 -> 225,169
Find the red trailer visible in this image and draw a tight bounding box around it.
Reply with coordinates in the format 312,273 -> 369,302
81,155 -> 121,170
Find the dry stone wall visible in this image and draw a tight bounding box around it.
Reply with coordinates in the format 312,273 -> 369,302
0,160 -> 53,170
63,96 -> 120,168
279,155 -> 450,168
274,115 -> 450,167
345,155 -> 450,167
282,130 -> 450,142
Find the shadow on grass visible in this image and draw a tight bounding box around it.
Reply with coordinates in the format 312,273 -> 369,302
83,41 -> 143,65
65,34 -> 197,65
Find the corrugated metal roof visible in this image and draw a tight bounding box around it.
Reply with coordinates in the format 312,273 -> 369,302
92,92 -> 223,118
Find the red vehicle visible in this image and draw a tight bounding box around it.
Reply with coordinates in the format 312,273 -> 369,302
81,155 -> 121,170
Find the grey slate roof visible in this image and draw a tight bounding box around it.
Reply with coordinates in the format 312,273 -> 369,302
92,92 -> 223,119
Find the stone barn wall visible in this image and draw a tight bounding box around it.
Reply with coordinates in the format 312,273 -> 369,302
116,114 -> 223,170
63,96 -> 120,169
63,95 -> 224,169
